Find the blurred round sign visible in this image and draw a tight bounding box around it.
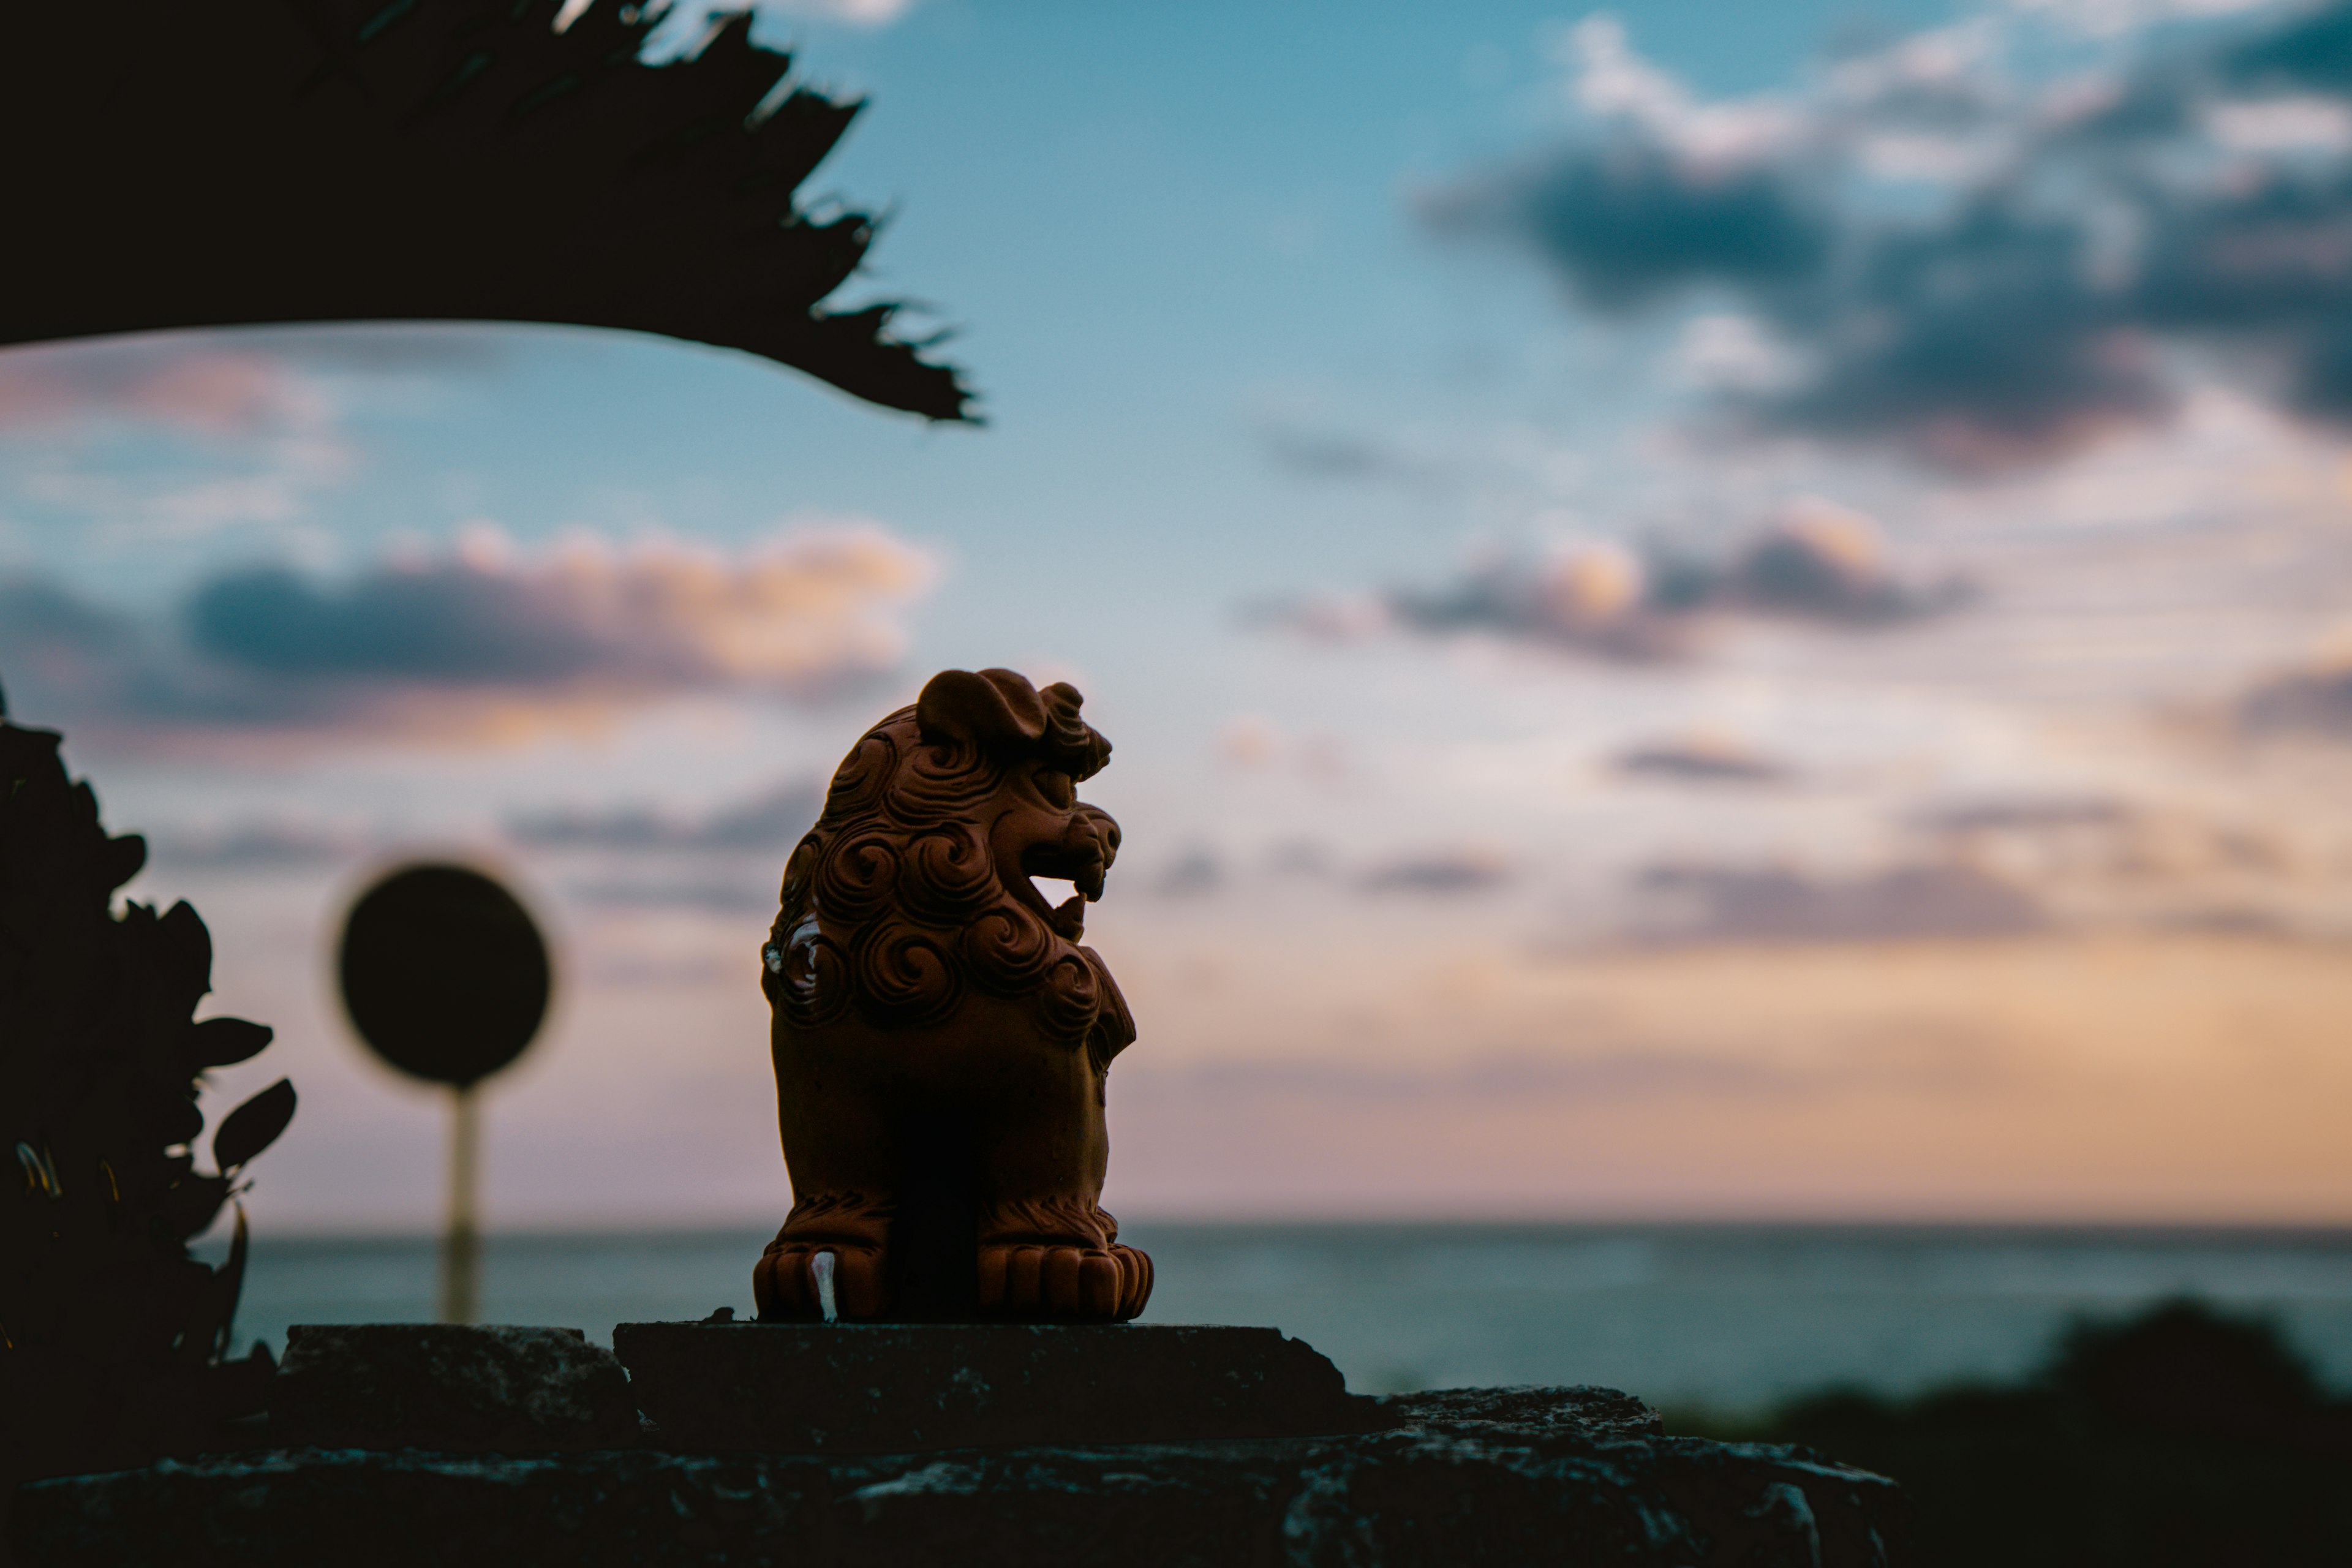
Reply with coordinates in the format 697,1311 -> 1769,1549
338,862 -> 551,1088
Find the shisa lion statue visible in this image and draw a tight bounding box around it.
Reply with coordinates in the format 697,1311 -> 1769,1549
753,669 -> 1152,1322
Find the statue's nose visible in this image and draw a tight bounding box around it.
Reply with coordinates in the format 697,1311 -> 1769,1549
1068,809 -> 1120,865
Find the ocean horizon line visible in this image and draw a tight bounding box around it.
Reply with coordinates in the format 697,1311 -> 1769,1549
223,1216 -> 2352,1246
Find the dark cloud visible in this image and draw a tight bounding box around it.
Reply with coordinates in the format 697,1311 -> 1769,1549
1759,205 -> 2171,467
1362,848 -> 1510,894
1265,839 -> 1338,877
1127,1031 -> 1991,1107
508,780 -> 824,851
2236,657 -> 2352,737
190,566 -> 614,685
0,578 -> 133,680
562,878 -> 775,914
1152,846 -> 1224,897
1628,859 -> 2048,945
1257,422 -> 1450,487
1898,793 -> 2310,929
2152,905 -> 2294,935
0,578 -> 214,726
241,325 -> 510,376
1418,142 -> 1833,311
0,529 -> 932,744
2228,3 -> 2352,92
1260,504 -> 1966,661
1422,4 -> 2352,467
0,328 -> 501,440
145,821 -> 362,869
1144,1051 -> 1800,1104
0,338 -> 320,437
1378,542 -> 1685,661
1704,505 -> 1972,621
1907,795 -> 2132,833
1611,737 -> 1792,783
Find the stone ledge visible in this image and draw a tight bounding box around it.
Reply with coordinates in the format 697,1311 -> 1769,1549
1375,1384 -> 1665,1442
14,1419 -> 1908,1567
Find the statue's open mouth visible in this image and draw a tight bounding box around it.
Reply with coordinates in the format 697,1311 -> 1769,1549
1017,837 -> 1108,940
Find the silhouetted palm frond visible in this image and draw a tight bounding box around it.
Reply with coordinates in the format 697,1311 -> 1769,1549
0,1 -> 973,420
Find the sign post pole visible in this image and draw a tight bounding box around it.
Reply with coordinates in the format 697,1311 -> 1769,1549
337,862 -> 550,1330
440,1084 -> 481,1324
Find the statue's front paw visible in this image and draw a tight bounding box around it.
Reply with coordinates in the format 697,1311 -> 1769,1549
978,1240 -> 1152,1321
755,1237 -> 888,1321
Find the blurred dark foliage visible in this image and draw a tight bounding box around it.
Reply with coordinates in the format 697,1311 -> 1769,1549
1684,1299 -> 2352,1567
0,697 -> 294,1487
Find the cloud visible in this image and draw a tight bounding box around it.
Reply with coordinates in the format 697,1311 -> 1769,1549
0,330 -> 513,543
0,328 -> 502,437
1611,735 -> 1793,783
561,877 -> 777,913
235,325 -> 510,377
1421,2 -> 2352,469
189,526 -> 930,691
1907,794 -> 2133,832
1627,859 -> 2049,944
1894,790 -> 2330,935
1153,846 -> 1225,897
1265,839 -> 1338,877
1257,500 -> 1966,661
509,779 -> 824,851
1419,141 -> 1831,312
0,523 -> 935,744
145,820 -> 366,869
0,579 -> 148,722
736,0 -> 920,28
1126,1032 -> 1990,1109
1256,421 -> 1453,487
2236,652 -> 2352,736
0,336 -> 384,542
1697,499 -> 1972,621
1363,847 -> 1512,894
0,338 -> 327,439
2018,0 -> 2278,41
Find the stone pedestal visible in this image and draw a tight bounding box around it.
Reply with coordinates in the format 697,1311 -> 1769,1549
612,1321 -> 1385,1452
273,1324 -> 638,1452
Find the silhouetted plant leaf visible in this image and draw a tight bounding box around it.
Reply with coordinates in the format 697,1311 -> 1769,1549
176,1202 -> 247,1368
212,1079 -> 295,1172
163,1174 -> 229,1242
100,832 -> 146,892
158,899 -> 213,987
185,1017 -> 273,1070
156,1091 -> 204,1147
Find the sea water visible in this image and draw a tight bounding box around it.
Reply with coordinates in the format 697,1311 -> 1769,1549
216,1223 -> 2352,1414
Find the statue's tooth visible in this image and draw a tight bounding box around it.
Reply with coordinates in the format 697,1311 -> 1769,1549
812,1250 -> 839,1325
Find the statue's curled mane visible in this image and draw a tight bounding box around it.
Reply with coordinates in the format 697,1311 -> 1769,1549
761,676 -> 1125,1060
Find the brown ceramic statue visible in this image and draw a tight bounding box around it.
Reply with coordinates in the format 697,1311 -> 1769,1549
753,669 -> 1152,1323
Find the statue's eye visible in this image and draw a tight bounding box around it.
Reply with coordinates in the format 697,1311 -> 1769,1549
1035,769 -> 1075,809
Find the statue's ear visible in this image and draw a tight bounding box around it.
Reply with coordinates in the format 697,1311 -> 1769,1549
1039,682 -> 1112,780
916,668 -> 1047,748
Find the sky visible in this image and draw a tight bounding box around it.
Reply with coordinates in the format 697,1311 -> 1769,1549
7,0 -> 2352,1232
